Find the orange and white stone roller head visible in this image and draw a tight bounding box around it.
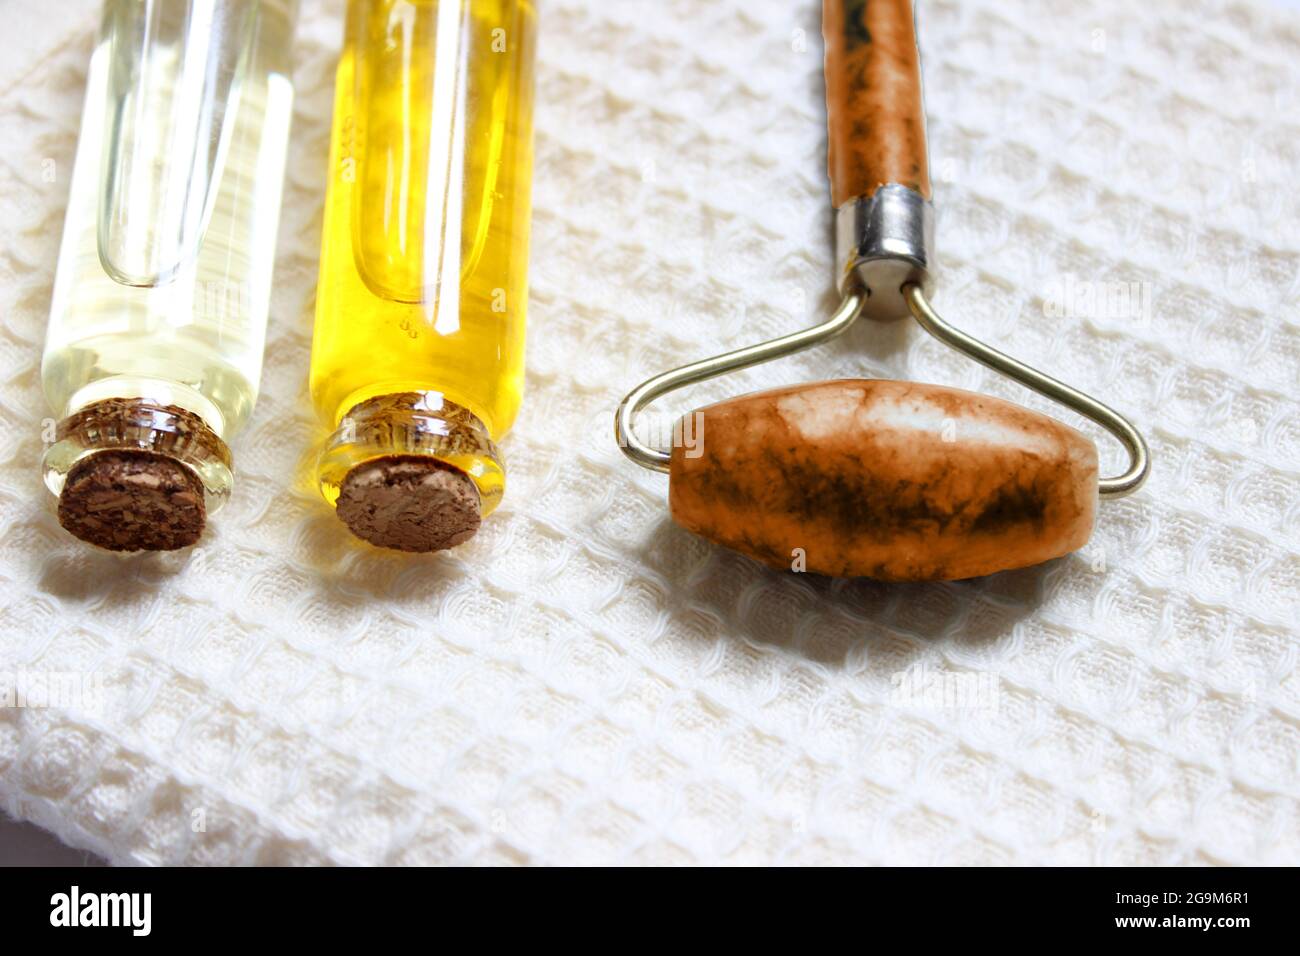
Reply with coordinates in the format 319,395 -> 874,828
669,381 -> 1098,581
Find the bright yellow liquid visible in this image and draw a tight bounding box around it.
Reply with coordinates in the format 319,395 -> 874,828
310,0 -> 536,443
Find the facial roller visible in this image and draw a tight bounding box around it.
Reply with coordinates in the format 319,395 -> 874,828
613,0 -> 1150,582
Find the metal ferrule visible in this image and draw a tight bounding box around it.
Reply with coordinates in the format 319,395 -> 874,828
835,183 -> 935,321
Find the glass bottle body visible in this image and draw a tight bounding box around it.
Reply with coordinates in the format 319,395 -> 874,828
311,0 -> 537,516
42,0 -> 297,507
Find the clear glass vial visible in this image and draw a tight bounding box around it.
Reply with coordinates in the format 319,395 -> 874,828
41,0 -> 298,550
310,0 -> 537,552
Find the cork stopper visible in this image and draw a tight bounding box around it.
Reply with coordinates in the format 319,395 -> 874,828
335,455 -> 481,552
44,397 -> 232,552
317,392 -> 505,553
58,449 -> 206,551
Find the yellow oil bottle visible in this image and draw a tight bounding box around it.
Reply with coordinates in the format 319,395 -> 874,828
311,0 -> 537,552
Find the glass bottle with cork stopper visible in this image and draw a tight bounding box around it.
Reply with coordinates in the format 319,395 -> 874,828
40,0 -> 298,550
310,0 -> 537,552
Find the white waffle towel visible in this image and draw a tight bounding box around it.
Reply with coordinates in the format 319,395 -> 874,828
0,0 -> 1297,864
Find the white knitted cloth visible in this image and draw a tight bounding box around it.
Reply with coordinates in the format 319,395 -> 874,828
1,0 -> 1297,866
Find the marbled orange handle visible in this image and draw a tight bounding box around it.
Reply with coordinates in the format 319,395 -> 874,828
670,380 -> 1098,581
824,0 -> 931,206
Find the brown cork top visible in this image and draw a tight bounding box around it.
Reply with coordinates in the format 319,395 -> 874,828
335,455 -> 481,553
58,450 -> 206,552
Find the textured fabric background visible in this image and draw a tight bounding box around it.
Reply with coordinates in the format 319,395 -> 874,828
1,0 -> 1297,865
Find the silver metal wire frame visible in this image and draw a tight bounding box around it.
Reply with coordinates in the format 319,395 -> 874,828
614,291 -> 868,474
614,285 -> 1150,499
902,285 -> 1149,498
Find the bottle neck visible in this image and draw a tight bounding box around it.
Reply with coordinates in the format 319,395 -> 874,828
317,390 -> 505,518
43,396 -> 234,511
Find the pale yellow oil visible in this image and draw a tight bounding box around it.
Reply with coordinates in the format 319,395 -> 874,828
311,0 -> 537,464
39,0 -> 296,509
43,0 -> 297,442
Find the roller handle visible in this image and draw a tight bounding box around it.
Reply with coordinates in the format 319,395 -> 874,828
823,0 -> 931,207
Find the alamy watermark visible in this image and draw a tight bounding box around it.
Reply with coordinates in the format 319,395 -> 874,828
50,886 -> 150,936
1042,275 -> 1152,326
617,410 -> 704,459
0,670 -> 105,715
890,662 -> 1001,714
